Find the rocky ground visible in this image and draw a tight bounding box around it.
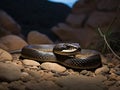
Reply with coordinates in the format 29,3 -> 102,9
0,33 -> 120,90
0,0 -> 120,90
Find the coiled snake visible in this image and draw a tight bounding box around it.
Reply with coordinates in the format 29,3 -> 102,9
10,43 -> 102,69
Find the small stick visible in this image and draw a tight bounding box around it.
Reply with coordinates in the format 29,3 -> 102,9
98,28 -> 120,60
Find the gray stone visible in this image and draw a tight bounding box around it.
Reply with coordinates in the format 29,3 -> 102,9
0,62 -> 21,81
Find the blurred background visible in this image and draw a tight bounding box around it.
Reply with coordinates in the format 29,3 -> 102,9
48,0 -> 77,8
0,0 -> 120,53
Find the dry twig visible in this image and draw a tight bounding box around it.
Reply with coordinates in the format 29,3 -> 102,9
98,28 -> 120,60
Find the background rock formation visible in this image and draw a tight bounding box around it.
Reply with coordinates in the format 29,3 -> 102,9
52,0 -> 120,50
0,0 -> 70,40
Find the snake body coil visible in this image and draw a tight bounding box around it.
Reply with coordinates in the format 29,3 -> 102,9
20,43 -> 102,69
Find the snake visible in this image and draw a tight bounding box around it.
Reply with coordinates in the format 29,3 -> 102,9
10,43 -> 102,69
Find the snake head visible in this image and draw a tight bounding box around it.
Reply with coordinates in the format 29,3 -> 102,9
53,43 -> 81,56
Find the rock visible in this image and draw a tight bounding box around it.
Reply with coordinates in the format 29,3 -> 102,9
108,73 -> 118,81
86,11 -> 115,28
0,27 -> 11,38
66,14 -> 86,27
107,63 -> 115,68
0,35 -> 28,50
0,48 -> 12,61
0,85 -> 9,90
0,43 -> 9,50
27,31 -> 53,44
116,76 -> 120,81
0,10 -> 21,35
109,86 -> 120,90
25,70 -> 42,80
115,71 -> 120,76
0,62 -> 21,81
25,80 -> 60,90
101,55 -> 108,65
41,62 -> 66,73
0,0 -> 70,36
95,65 -> 110,75
8,81 -> 25,90
97,0 -> 120,11
72,0 -> 96,14
80,70 -> 94,76
20,72 -> 33,82
94,75 -> 107,82
22,59 -> 40,66
103,81 -> 116,86
54,75 -> 107,90
21,72 -> 29,78
115,81 -> 120,87
80,70 -> 88,75
52,23 -> 98,48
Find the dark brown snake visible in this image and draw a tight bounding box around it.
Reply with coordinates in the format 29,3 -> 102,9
10,43 -> 102,69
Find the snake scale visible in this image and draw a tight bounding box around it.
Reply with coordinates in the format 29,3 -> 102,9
10,43 -> 102,69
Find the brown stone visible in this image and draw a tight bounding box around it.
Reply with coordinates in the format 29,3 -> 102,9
0,10 -> 21,35
0,27 -> 11,37
27,31 -> 53,44
97,0 -> 120,11
0,48 -> 12,61
0,35 -> 28,51
54,75 -> 107,90
95,66 -> 110,75
52,23 -> 98,48
72,0 -> 96,14
109,86 -> 120,90
41,62 -> 66,73
0,43 -> 9,50
0,62 -> 21,81
66,14 -> 86,27
22,59 -> 40,66
86,11 -> 116,28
